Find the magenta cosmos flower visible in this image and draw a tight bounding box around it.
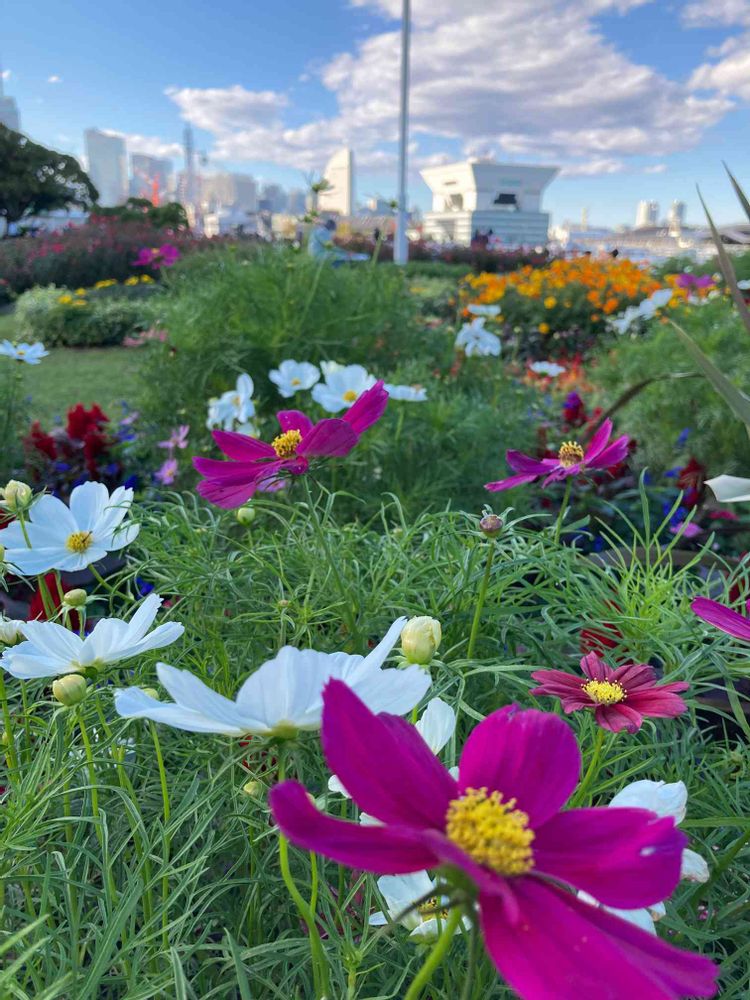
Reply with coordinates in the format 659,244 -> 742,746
485,418 -> 629,492
270,681 -> 717,999
691,596 -> 750,641
194,381 -> 388,508
531,652 -> 689,733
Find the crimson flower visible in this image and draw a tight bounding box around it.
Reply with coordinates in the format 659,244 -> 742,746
23,421 -> 57,460
691,596 -> 750,641
531,653 -> 689,733
270,682 -> 717,999
194,381 -> 388,509
485,419 -> 630,492
66,403 -> 108,441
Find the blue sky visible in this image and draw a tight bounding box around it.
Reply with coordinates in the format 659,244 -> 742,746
4,0 -> 750,226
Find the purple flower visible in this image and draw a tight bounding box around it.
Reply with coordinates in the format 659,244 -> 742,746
155,458 -> 179,485
692,597 -> 750,641
158,425 -> 190,451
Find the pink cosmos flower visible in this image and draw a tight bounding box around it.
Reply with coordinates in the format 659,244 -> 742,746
270,682 -> 718,999
669,520 -> 702,539
193,381 -> 388,509
485,419 -> 630,492
691,596 -> 750,641
531,652 -> 689,733
155,457 -> 179,485
158,425 -> 190,451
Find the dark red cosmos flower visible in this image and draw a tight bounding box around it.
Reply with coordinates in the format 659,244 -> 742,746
23,421 -> 57,460
677,457 -> 707,509
66,403 -> 108,441
531,652 -> 689,733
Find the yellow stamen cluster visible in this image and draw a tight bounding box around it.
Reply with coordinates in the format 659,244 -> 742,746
343,389 -> 358,402
583,679 -> 626,705
558,441 -> 585,468
418,897 -> 450,920
66,530 -> 94,554
445,787 -> 535,876
272,429 -> 302,459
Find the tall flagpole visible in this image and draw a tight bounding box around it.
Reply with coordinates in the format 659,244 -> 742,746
394,0 -> 411,265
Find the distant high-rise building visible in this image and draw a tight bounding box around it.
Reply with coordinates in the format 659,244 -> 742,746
668,200 -> 686,230
130,153 -> 173,202
581,207 -> 589,231
0,62 -> 20,131
260,183 -> 287,213
318,148 -> 354,216
201,172 -> 257,213
366,196 -> 393,214
287,187 -> 307,215
233,174 -> 257,213
635,199 -> 659,229
84,129 -> 127,206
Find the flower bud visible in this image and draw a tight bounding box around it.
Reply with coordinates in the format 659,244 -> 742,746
52,674 -> 88,707
401,616 -> 442,665
0,480 -> 32,512
62,588 -> 88,609
479,514 -> 503,537
0,544 -> 5,564
242,779 -> 261,797
236,505 -> 256,525
0,617 -> 25,646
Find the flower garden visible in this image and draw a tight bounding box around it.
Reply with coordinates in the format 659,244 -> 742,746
1,218 -> 750,999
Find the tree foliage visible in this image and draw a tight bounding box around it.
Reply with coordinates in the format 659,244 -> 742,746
0,125 -> 98,230
93,197 -> 189,229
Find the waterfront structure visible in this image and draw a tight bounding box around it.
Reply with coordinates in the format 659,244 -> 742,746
318,148 -> 355,216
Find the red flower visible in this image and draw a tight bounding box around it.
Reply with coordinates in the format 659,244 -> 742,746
23,421 -> 57,460
531,652 -> 689,733
66,403 -> 108,441
677,457 -> 706,509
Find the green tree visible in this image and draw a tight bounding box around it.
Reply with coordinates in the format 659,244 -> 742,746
0,125 -> 98,234
94,197 -> 189,229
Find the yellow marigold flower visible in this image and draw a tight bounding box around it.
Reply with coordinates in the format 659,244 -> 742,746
124,276 -> 139,286
539,322 -> 550,334
75,288 -> 86,296
58,294 -> 73,305
140,275 -> 154,283
543,296 -> 557,309
71,300 -> 87,307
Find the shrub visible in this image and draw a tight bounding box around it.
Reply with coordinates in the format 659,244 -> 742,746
592,296 -> 750,475
15,283 -> 155,347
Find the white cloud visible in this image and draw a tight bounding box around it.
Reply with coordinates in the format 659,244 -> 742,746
690,36 -> 750,99
682,0 -> 750,27
1,69 -> 10,81
102,129 -> 183,160
560,158 -> 625,176
644,162 -> 667,173
162,1 -> 729,178
47,74 -> 62,84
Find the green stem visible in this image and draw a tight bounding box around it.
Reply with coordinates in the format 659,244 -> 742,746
467,541 -> 496,659
688,825 -> 750,909
278,834 -> 330,999
303,477 -> 358,644
150,722 -> 172,950
554,477 -> 573,545
403,906 -> 463,1000
0,670 -> 18,777
570,728 -> 606,807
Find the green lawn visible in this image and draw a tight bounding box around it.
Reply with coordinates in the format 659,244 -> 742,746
0,311 -> 141,423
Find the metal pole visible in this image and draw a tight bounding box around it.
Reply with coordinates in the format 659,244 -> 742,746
394,0 -> 411,265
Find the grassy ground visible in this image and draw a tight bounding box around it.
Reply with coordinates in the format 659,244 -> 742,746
0,310 -> 141,423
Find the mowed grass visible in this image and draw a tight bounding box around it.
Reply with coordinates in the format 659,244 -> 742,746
0,310 -> 141,424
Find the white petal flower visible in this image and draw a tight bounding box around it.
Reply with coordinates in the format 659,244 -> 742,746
455,318 -> 501,358
115,618 -> 430,737
467,304 -> 500,317
206,373 -> 256,430
580,778 -> 708,931
0,340 -> 48,364
1,593 -> 183,680
269,360 -> 321,398
1,482 -> 139,575
610,289 -> 673,334
384,383 -> 428,402
311,363 -> 377,413
369,872 -> 469,942
530,361 -> 566,378
0,617 -> 26,646
705,475 -> 750,503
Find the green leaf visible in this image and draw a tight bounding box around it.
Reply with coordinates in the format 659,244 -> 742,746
697,186 -> 750,333
724,161 -> 750,225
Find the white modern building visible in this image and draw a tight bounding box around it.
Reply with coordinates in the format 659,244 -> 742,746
84,128 -> 127,206
318,148 -> 355,217
0,69 -> 20,131
420,160 -> 558,246
635,199 -> 659,229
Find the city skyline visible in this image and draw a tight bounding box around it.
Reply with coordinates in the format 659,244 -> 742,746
4,0 -> 750,227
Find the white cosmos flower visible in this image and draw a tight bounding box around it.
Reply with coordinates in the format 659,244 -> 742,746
1,594 -> 183,680
467,304 -> 500,317
530,361 -> 566,377
1,482 -> 139,575
369,872 -> 470,942
312,363 -> 377,412
455,318 -> 501,358
206,373 -> 256,431
0,617 -> 26,646
580,779 -> 709,933
384,383 -> 428,402
0,340 -> 48,364
269,360 -> 321,398
705,474 -> 750,503
329,697 -> 455,797
610,289 -> 673,334
114,618 -> 430,737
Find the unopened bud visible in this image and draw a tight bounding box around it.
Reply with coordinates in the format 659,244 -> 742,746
52,674 -> 88,707
0,617 -> 25,646
0,544 -> 5,564
401,616 -> 442,665
236,505 -> 256,525
0,480 -> 32,512
62,589 -> 87,609
479,514 -> 503,537
242,780 -> 261,797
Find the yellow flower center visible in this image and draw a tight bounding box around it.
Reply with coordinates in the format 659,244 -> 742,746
291,377 -> 301,386
272,429 -> 302,459
343,389 -> 358,402
558,441 -> 585,468
445,787 -> 535,876
66,530 -> 94,554
417,896 -> 450,920
583,679 -> 626,705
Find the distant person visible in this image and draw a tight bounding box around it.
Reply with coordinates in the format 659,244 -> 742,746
307,218 -> 367,265
373,227 -> 381,243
